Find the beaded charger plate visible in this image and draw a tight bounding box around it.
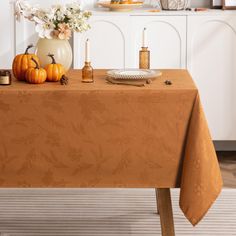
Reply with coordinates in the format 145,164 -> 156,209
107,69 -> 162,80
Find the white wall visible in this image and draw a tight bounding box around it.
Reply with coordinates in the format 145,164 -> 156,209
0,1 -> 15,69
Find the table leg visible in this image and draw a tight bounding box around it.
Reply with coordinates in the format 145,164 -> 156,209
155,189 -> 160,214
156,188 -> 175,236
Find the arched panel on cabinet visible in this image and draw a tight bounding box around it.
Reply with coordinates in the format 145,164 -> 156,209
74,20 -> 126,69
145,21 -> 182,69
131,16 -> 186,69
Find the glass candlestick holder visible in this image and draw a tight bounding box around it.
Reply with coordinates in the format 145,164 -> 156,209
82,62 -> 94,83
139,47 -> 150,69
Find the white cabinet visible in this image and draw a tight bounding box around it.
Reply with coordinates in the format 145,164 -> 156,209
187,15 -> 236,140
131,16 -> 186,69
74,15 -> 186,69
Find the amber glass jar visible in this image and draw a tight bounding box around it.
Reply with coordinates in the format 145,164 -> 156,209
0,70 -> 11,86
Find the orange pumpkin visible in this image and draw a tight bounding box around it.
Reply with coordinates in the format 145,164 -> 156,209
25,58 -> 47,84
12,44 -> 40,81
45,54 -> 65,82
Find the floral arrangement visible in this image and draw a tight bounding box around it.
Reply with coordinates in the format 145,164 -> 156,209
14,0 -> 91,40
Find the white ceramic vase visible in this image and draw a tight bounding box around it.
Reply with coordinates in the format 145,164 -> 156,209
35,38 -> 73,72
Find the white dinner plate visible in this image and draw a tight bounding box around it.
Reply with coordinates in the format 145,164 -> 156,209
107,69 -> 162,80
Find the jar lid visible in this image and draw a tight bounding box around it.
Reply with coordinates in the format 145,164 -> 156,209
0,70 -> 11,77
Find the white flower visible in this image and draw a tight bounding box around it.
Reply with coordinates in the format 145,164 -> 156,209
52,4 -> 67,21
33,16 -> 44,25
35,17 -> 54,39
66,2 -> 81,12
56,11 -> 65,21
12,0 -> 31,21
46,8 -> 56,21
12,0 -> 91,39
35,23 -> 53,39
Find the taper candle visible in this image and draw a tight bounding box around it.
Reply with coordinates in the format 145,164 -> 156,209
85,39 -> 90,62
142,28 -> 147,48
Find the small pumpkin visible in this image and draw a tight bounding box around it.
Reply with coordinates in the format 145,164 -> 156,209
25,58 -> 47,84
45,54 -> 65,82
12,44 -> 40,81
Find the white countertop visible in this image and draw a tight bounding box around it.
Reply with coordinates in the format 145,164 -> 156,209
87,6 -> 236,16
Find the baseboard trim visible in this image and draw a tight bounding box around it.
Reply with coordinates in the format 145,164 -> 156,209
214,141 -> 236,151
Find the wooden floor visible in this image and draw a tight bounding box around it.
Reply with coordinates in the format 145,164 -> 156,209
217,151 -> 236,188
0,189 -> 235,236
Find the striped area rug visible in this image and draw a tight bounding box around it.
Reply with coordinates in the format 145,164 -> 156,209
0,189 -> 235,236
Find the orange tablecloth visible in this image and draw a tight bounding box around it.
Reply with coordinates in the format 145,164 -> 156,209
0,69 -> 222,225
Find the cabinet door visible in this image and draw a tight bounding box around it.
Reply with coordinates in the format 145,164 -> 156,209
74,15 -> 130,69
130,16 -> 187,69
187,15 -> 236,140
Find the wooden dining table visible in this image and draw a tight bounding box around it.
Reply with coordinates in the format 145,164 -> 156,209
0,69 -> 223,236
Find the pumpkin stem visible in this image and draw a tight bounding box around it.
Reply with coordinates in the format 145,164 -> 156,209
48,54 -> 56,64
31,57 -> 39,69
24,44 -> 34,55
